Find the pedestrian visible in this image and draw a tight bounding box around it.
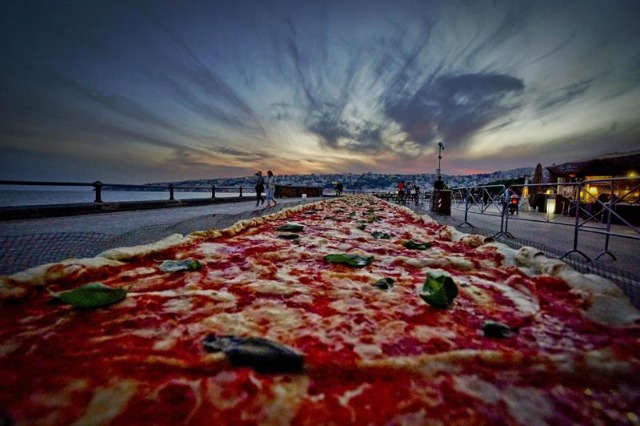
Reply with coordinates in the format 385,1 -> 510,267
396,180 -> 406,204
508,189 -> 520,215
434,176 -> 445,191
254,171 -> 265,207
265,170 -> 278,207
413,183 -> 420,205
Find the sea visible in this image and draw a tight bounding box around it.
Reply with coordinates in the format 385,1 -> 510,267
0,188 -> 244,207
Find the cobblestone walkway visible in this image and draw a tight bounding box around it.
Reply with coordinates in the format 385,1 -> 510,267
0,200 -> 310,276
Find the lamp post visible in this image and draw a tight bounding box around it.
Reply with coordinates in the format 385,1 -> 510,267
436,142 -> 444,178
432,142 -> 448,214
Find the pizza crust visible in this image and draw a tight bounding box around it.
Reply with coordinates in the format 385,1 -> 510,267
98,233 -> 194,261
0,257 -> 125,300
515,246 -> 640,326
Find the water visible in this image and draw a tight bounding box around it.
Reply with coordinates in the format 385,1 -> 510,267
0,189 -> 246,207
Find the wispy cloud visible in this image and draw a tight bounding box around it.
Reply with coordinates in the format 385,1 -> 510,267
537,80 -> 591,111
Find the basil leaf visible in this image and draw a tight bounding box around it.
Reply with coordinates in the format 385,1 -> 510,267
420,271 -> 458,309
53,282 -> 127,309
483,321 -> 519,338
356,224 -> 367,231
348,212 -> 356,218
403,239 -> 431,250
276,223 -> 304,232
159,259 -> 202,272
373,277 -> 394,290
324,253 -> 374,268
366,215 -> 380,223
277,233 -> 300,240
203,335 -> 304,373
372,231 -> 391,239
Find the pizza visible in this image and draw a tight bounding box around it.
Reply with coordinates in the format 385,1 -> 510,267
1,195 -> 639,425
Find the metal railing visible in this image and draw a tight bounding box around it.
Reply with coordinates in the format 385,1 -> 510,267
450,185 -> 507,230
0,179 -> 252,204
501,182 -> 578,239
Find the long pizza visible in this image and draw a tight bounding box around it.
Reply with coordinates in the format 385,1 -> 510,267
1,195 -> 639,425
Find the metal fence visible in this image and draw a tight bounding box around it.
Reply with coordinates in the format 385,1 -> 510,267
444,178 -> 640,306
448,177 -> 640,260
564,177 -> 640,261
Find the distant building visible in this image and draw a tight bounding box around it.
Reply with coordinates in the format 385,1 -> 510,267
546,151 -> 640,182
545,150 -> 640,206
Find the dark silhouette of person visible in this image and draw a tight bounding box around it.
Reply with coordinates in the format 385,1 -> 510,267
434,176 -> 445,190
254,171 -> 265,206
397,180 -> 406,203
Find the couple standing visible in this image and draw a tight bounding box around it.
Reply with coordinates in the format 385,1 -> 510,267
254,170 -> 278,207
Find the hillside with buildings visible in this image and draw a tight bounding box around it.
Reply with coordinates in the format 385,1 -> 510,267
151,167 -> 534,192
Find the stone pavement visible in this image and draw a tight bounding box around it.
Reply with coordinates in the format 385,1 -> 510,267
0,198 -> 322,276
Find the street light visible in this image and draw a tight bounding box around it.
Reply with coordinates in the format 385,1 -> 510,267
437,142 -> 445,178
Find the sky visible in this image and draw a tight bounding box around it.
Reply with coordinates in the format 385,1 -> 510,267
1,0 -> 639,184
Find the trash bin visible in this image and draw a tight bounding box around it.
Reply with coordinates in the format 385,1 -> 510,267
432,190 -> 452,215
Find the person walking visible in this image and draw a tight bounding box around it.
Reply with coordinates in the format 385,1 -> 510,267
254,171 -> 265,207
413,183 -> 420,205
396,180 -> 406,204
265,170 -> 278,207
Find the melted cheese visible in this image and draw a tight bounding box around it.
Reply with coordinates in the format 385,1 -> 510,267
261,376 -> 310,425
71,380 -> 137,426
453,374 -> 553,425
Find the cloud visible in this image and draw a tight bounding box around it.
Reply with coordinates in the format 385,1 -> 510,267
273,6 -> 528,158
385,73 -> 525,149
537,80 -> 591,111
207,145 -> 273,162
453,119 -> 640,173
273,18 -> 395,154
268,102 -> 293,121
148,70 -> 256,134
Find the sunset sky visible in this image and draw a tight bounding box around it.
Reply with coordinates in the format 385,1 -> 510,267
1,0 -> 639,184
